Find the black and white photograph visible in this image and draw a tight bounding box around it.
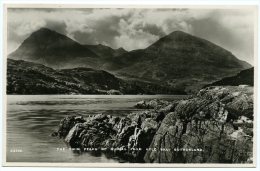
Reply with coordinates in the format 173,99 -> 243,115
2,4 -> 258,167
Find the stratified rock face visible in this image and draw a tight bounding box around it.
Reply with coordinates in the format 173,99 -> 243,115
53,101 -> 177,162
53,86 -> 253,163
144,86 -> 253,163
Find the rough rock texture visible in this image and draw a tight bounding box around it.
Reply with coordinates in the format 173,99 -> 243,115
144,86 -> 253,163
53,86 -> 253,163
134,99 -> 171,109
53,101 -> 177,162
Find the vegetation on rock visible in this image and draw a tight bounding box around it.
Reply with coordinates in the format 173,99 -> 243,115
7,59 -> 186,95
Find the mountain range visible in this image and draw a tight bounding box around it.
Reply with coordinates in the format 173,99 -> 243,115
8,27 -> 252,92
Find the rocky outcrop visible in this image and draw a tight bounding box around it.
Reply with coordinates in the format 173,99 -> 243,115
107,89 -> 123,95
144,86 -> 253,163
53,86 -> 254,163
134,99 -> 171,109
53,100 -> 176,162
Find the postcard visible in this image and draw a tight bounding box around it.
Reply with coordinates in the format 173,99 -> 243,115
2,4 -> 258,167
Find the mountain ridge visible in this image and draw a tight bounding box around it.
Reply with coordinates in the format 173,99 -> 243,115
84,44 -> 128,58
8,27 -> 252,92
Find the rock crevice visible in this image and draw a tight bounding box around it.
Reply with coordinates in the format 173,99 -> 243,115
53,86 -> 253,163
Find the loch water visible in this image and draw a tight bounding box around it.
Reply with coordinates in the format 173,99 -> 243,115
6,95 -> 187,163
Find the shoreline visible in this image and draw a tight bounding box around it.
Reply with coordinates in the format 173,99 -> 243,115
52,86 -> 254,163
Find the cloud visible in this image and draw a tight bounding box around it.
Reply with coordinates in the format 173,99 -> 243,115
178,21 -> 194,33
114,18 -> 160,50
187,9 -> 255,64
45,20 -> 67,35
14,19 -> 46,36
7,8 -> 255,65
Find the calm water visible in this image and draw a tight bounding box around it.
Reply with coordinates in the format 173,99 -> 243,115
6,95 -> 187,163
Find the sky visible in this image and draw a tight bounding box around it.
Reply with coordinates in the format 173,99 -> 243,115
7,8 -> 255,65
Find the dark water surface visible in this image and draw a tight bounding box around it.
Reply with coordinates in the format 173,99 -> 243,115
6,95 -> 187,163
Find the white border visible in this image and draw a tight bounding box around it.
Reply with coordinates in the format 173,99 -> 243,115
1,0 -> 259,170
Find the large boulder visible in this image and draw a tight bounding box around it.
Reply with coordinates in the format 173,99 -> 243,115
144,86 -> 254,163
52,116 -> 86,138
53,86 -> 254,164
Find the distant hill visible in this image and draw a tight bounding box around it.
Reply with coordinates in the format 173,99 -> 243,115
8,28 -> 99,67
205,68 -> 254,87
8,28 -> 252,92
104,31 -> 252,91
84,44 -> 127,57
7,59 -> 186,95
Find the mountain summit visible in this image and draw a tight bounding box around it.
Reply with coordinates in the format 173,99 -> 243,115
8,27 -> 99,66
8,28 -> 252,91
147,30 -> 250,67
104,30 -> 252,91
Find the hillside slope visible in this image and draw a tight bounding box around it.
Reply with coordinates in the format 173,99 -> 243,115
111,31 -> 251,91
84,44 -> 127,57
7,59 -> 186,95
205,68 -> 254,87
8,28 -> 252,91
8,28 -> 99,67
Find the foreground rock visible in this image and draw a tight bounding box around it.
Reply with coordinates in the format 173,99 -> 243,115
53,100 -> 176,162
53,86 -> 254,163
145,86 -> 253,163
133,99 -> 171,109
